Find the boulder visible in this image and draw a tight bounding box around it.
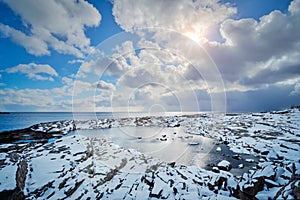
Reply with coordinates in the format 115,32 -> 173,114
217,160 -> 232,171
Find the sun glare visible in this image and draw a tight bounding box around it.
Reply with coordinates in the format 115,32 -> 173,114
184,31 -> 200,42
183,26 -> 207,43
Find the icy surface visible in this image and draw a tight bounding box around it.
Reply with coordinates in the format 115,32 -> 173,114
0,107 -> 299,199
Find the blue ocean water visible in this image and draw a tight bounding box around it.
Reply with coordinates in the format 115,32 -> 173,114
0,112 -> 132,132
0,112 -> 188,132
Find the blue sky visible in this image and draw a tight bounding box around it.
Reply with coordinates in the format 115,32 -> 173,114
0,0 -> 299,112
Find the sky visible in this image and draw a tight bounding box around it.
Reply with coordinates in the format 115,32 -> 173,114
0,0 -> 299,113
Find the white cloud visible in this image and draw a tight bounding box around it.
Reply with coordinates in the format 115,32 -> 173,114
111,0 -> 300,93
0,86 -> 72,111
0,23 -> 50,56
5,63 -> 58,81
0,76 -> 117,111
3,0 -> 299,112
292,82 -> 300,95
0,0 -> 101,57
112,0 -> 236,41
193,0 -> 300,92
96,80 -> 115,91
68,59 -> 84,64
108,0 -> 300,112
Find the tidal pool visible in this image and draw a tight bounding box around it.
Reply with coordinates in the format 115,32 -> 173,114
73,126 -> 258,175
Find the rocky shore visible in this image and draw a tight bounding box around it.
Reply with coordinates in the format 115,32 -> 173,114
0,108 -> 299,199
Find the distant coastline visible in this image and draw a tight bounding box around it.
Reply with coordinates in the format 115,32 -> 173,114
0,112 -> 9,114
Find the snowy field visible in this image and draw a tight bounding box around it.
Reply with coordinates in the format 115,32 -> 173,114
0,108 -> 299,199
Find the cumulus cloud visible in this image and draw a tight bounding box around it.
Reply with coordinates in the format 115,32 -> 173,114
0,24 -> 50,56
0,0 -> 101,57
207,0 -> 300,88
0,86 -> 73,111
84,43 -> 216,111
4,0 -> 298,112
0,76 -> 117,111
96,80 -> 115,91
5,63 -> 58,81
112,0 -> 236,40
108,0 -> 300,111
111,0 -> 300,89
291,83 -> 300,95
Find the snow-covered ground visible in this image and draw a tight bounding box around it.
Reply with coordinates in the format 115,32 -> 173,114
0,108 -> 299,199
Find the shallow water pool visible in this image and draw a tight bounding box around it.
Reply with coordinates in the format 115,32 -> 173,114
72,126 -> 258,175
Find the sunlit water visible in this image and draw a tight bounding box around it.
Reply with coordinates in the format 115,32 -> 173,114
73,127 -> 258,174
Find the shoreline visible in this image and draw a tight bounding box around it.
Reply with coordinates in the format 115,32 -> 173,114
0,108 -> 299,199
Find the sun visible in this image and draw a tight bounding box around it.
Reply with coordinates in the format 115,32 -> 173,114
184,31 -> 200,42
183,25 -> 208,43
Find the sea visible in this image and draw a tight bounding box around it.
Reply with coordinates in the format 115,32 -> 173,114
0,112 -> 188,133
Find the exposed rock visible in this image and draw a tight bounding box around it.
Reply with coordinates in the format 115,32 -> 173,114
0,188 -> 25,200
217,160 -> 232,171
16,159 -> 28,190
292,182 -> 300,200
212,167 -> 220,173
168,162 -> 176,167
64,179 -> 84,197
240,177 -> 264,199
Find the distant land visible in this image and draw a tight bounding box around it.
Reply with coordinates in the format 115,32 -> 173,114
0,112 -> 9,114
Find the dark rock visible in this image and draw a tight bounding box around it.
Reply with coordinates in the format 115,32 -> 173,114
253,148 -> 260,154
149,189 -> 162,198
212,167 -> 220,173
16,159 -> 28,190
0,188 -> 25,200
223,140 -> 229,145
241,177 -> 264,199
142,176 -> 154,188
265,179 -> 279,188
168,179 -> 174,187
215,176 -> 227,190
261,150 -> 269,155
9,152 -> 19,162
168,162 -> 176,167
292,183 -> 300,200
277,155 -> 284,160
173,187 -> 178,195
64,179 -> 84,197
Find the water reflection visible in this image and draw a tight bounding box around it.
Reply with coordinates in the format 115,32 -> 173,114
75,126 -> 259,176
75,126 -> 215,168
